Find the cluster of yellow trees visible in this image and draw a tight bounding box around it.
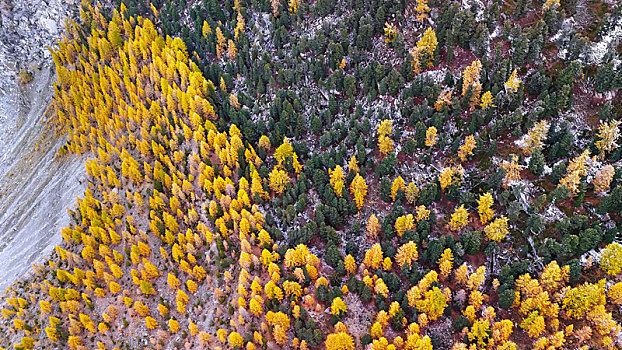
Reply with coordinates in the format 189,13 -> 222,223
0,5 -> 323,350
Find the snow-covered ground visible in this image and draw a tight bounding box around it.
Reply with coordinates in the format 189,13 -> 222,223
0,65 -> 84,291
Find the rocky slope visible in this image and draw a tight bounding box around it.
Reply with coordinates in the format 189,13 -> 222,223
0,0 -> 83,290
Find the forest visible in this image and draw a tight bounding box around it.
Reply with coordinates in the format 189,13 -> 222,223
0,0 -> 622,349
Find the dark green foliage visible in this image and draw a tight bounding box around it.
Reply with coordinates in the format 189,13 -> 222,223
379,177 -> 392,202
460,231 -> 482,255
528,148 -> 545,176
419,183 -> 439,206
316,284 -> 329,302
565,259 -> 581,283
452,315 -> 471,332
577,228 -> 601,255
498,289 -> 515,309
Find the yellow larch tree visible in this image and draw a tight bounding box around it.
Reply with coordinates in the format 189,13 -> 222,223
268,167 -> 290,195
395,241 -> 418,268
391,176 -> 406,200
519,310 -> 545,338
367,214 -> 381,239
542,0 -> 560,12
377,119 -> 393,138
416,205 -> 431,222
216,27 -> 226,59
350,174 -> 368,211
480,91 -> 495,109
382,257 -> 392,271
384,22 -> 397,43
325,331 -> 355,350
458,135 -> 476,162
438,248 -> 453,280
540,260 -> 568,292
467,266 -> 486,290
500,155 -> 523,187
145,316 -> 158,329
331,297 -> 347,316
425,126 -> 437,147
229,331 -> 244,348
249,296 -> 263,316
468,319 -> 491,346
227,39 -> 237,59
364,243 -> 384,269
415,286 -> 448,321
405,182 -> 418,204
348,155 -> 359,173
415,0 -> 430,21
377,119 -> 394,156
523,120 -> 550,155
462,60 -> 483,108
378,135 -> 394,156
329,165 -> 345,197
375,278 -> 389,298
504,69 -> 522,93
595,120 -> 621,159
593,164 -> 615,192
289,0 -> 300,14
434,90 -> 452,111
412,28 -> 438,74
607,282 -> 622,304
559,150 -> 592,195
395,214 -> 415,236
477,192 -> 494,224
344,255 -> 357,275
484,216 -> 509,242
274,137 -> 302,172
439,167 -> 462,190
449,205 -> 469,231
600,243 -> 622,275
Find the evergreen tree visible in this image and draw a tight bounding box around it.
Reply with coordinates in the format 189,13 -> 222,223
528,148 -> 545,176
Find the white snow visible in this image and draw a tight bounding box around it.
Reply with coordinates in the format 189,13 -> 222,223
588,18 -> 622,65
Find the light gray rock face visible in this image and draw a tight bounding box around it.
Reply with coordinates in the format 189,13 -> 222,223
0,0 -> 83,291
0,0 -> 78,93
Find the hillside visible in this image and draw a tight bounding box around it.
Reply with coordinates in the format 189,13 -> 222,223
0,0 -> 622,349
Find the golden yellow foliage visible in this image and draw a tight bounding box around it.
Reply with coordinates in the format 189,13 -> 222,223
458,135 -> 476,162
600,243 -> 622,275
500,155 -> 523,187
504,69 -> 521,93
425,126 -> 437,147
268,167 -> 290,195
449,205 -> 469,231
350,174 -> 368,211
593,164 -> 615,192
484,216 -> 509,242
391,176 -> 405,200
364,243 -> 384,269
415,0 -> 430,21
331,297 -> 347,315
595,120 -> 621,159
412,28 -> 438,73
434,90 -> 452,111
462,60 -> 482,107
384,22 -> 397,43
523,120 -> 550,155
480,91 -> 495,109
367,214 -> 380,239
326,332 -> 355,350
477,192 -> 494,224
395,214 -> 415,237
